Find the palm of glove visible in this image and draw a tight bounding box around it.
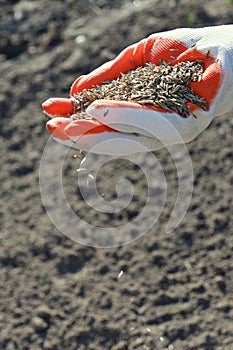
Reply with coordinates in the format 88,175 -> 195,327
42,25 -> 233,155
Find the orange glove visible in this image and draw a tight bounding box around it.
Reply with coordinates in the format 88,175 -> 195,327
42,25 -> 233,155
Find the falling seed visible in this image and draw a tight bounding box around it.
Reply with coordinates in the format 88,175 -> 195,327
184,260 -> 193,272
118,270 -> 124,279
72,60 -> 207,118
86,175 -> 94,187
74,150 -> 86,160
88,173 -> 95,181
76,167 -> 87,173
80,156 -> 87,165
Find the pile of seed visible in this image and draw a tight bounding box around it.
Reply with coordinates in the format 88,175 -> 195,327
72,60 -> 207,119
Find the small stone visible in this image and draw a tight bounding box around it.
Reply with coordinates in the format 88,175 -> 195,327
197,297 -> 210,309
217,127 -> 226,138
112,341 -> 128,350
215,301 -> 230,312
36,305 -> 52,322
75,34 -> 86,44
100,296 -> 112,309
31,316 -> 48,332
215,276 -> 226,292
6,341 -> 16,350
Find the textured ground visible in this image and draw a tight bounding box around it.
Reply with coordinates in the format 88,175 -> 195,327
0,0 -> 233,349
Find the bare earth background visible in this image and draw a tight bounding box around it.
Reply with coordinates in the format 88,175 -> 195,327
1,0 -> 233,349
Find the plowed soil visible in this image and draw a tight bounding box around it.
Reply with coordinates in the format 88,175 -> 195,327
0,1 -> 233,349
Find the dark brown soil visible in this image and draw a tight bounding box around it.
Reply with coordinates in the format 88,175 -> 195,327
0,1 -> 233,349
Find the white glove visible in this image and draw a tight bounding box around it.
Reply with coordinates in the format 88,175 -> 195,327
42,25 -> 233,155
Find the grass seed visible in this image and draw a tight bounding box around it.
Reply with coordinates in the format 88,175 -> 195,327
71,60 -> 207,119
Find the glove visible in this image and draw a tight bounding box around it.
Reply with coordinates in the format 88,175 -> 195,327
42,25 -> 233,155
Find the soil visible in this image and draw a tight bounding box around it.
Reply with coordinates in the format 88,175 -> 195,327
0,0 -> 233,349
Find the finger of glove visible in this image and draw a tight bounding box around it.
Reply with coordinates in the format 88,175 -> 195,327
175,48 -> 222,111
70,37 -> 189,96
71,27 -> 212,96
192,27 -> 233,116
158,26 -> 232,114
86,100 -> 213,146
46,116 -> 115,141
71,28 -> 207,96
70,35 -> 222,116
52,129 -> 164,156
46,116 -> 163,155
42,97 -> 75,118
74,133 -> 164,155
70,26 -> 225,96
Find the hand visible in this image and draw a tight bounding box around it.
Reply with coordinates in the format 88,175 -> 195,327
42,25 -> 233,155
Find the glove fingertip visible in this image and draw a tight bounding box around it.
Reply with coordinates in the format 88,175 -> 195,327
46,117 -> 71,140
42,97 -> 74,118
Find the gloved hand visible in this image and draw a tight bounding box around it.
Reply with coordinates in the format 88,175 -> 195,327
42,25 -> 233,155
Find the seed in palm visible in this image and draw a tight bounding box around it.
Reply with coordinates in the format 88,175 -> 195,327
72,60 -> 207,119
